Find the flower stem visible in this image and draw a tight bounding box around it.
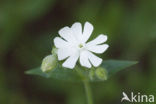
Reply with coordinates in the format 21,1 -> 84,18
75,66 -> 93,104
83,79 -> 93,104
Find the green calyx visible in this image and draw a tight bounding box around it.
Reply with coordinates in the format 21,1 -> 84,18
41,54 -> 57,73
89,69 -> 95,80
95,67 -> 108,80
51,47 -> 58,55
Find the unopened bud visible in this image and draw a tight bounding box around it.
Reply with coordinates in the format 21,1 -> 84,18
89,69 -> 95,80
95,67 -> 108,80
41,54 -> 57,72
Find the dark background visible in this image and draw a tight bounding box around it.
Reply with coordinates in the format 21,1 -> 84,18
0,0 -> 156,104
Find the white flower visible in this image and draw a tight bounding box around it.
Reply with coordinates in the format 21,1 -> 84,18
54,22 -> 109,69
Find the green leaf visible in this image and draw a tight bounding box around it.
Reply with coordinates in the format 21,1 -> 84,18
25,60 -> 138,82
25,65 -> 83,81
101,60 -> 138,78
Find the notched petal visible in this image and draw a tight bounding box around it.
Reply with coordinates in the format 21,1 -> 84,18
88,52 -> 102,67
57,48 -> 70,60
71,22 -> 83,41
62,54 -> 79,69
87,44 -> 109,54
86,34 -> 107,46
82,21 -> 94,43
58,26 -> 75,42
54,37 -> 69,48
79,51 -> 92,68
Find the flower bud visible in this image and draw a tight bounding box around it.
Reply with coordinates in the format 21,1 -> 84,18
95,67 -> 108,80
41,54 -> 57,72
89,69 -> 95,80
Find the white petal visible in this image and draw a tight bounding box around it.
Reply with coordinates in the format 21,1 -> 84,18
87,51 -> 102,67
57,48 -> 70,60
58,26 -> 75,42
62,53 -> 79,69
54,37 -> 69,48
57,46 -> 78,60
87,44 -> 109,54
82,22 -> 93,43
71,22 -> 83,41
86,34 -> 107,46
79,50 -> 91,68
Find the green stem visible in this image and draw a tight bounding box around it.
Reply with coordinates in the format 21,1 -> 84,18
83,79 -> 93,104
75,66 -> 93,104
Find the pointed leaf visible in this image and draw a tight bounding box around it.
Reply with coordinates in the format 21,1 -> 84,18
101,60 -> 138,78
25,60 -> 138,82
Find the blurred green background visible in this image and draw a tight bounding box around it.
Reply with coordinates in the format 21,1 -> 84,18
0,0 -> 156,104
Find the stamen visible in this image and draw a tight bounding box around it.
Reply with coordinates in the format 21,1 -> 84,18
79,44 -> 83,48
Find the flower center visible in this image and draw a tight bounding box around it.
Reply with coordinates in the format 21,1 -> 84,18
79,44 -> 84,48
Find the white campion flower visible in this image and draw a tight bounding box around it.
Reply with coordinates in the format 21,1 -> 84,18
54,22 -> 109,69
